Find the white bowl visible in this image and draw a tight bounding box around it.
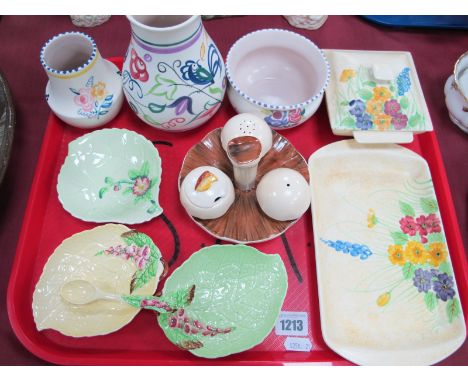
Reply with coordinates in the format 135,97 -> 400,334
226,29 -> 330,130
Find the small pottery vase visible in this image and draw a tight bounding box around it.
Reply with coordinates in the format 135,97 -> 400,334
445,51 -> 468,133
122,16 -> 226,132
40,31 -> 123,128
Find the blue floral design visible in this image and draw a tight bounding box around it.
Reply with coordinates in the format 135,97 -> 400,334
396,67 -> 411,96
356,113 -> 373,130
320,239 -> 372,260
264,111 -> 289,128
433,273 -> 456,301
348,99 -> 374,130
412,269 -> 432,293
180,44 -> 222,86
349,99 -> 365,116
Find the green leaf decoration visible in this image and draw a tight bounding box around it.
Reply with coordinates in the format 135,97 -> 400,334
340,100 -> 349,106
420,197 -> 439,214
123,187 -> 133,195
143,113 -> 162,126
208,86 -> 222,94
438,261 -> 453,276
357,88 -> 373,101
121,231 -> 161,293
389,85 -> 396,92
98,187 -> 108,199
363,81 -> 377,87
147,200 -> 161,214
128,169 -> 140,180
424,292 -> 437,312
391,231 -> 409,245
121,286 -> 194,313
342,116 -> 356,127
95,250 -> 105,256
402,262 -> 416,280
157,245 -> 288,359
148,103 -> 166,114
446,298 -> 461,323
104,177 -> 114,185
399,201 -> 415,217
140,161 -> 150,177
399,96 -> 409,110
428,232 -> 445,244
409,113 -> 422,127
159,285 -> 196,309
147,74 -> 178,100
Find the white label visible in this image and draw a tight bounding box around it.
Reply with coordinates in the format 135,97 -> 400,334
275,311 -> 308,336
284,337 -> 313,352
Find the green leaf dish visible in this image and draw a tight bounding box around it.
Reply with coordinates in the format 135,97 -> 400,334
157,245 -> 288,358
57,128 -> 163,224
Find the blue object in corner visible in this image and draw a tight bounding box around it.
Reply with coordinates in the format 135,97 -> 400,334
361,16 -> 468,30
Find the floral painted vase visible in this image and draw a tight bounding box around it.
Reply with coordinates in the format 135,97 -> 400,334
122,16 -> 226,132
40,31 -> 123,128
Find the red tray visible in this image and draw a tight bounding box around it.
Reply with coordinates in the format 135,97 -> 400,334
7,58 -> 468,365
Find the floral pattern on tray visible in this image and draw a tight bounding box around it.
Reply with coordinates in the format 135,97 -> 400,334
376,196 -> 461,323
335,66 -> 426,131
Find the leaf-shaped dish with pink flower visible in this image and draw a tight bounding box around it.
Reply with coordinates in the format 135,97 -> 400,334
32,224 -> 166,337
57,128 -> 162,224
157,245 -> 288,358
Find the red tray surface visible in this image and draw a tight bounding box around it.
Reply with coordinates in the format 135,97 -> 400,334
7,58 -> 468,365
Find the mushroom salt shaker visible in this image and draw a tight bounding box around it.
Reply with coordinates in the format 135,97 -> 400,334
220,113 -> 272,191
180,166 -> 235,220
256,168 -> 310,221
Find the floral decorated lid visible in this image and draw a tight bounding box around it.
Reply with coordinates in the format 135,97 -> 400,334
32,224 -> 166,337
57,128 -> 162,224
157,245 -> 288,358
324,49 -> 433,144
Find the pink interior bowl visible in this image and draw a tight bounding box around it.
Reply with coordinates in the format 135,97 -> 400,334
226,29 -> 330,129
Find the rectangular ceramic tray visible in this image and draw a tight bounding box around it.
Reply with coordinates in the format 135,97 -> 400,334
324,49 -> 433,144
309,141 -> 466,365
7,58 -> 468,365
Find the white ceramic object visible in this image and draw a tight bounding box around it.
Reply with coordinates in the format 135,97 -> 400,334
220,113 -> 272,191
180,166 -> 235,219
444,51 -> 468,133
40,31 -> 123,128
32,224 -> 165,337
256,168 -> 310,221
70,15 -> 111,28
226,29 -> 330,130
57,128 -> 163,224
308,140 -> 466,365
324,49 -> 434,144
283,15 -> 328,30
122,15 -> 226,132
445,75 -> 468,133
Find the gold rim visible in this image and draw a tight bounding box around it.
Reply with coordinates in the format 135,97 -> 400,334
453,50 -> 468,103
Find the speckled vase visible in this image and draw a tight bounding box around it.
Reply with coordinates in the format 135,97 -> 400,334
122,16 -> 226,132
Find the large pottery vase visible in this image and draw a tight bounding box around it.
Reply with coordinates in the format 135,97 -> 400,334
122,16 -> 226,132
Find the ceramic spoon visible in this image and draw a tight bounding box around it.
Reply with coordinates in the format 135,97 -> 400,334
60,280 -> 194,313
